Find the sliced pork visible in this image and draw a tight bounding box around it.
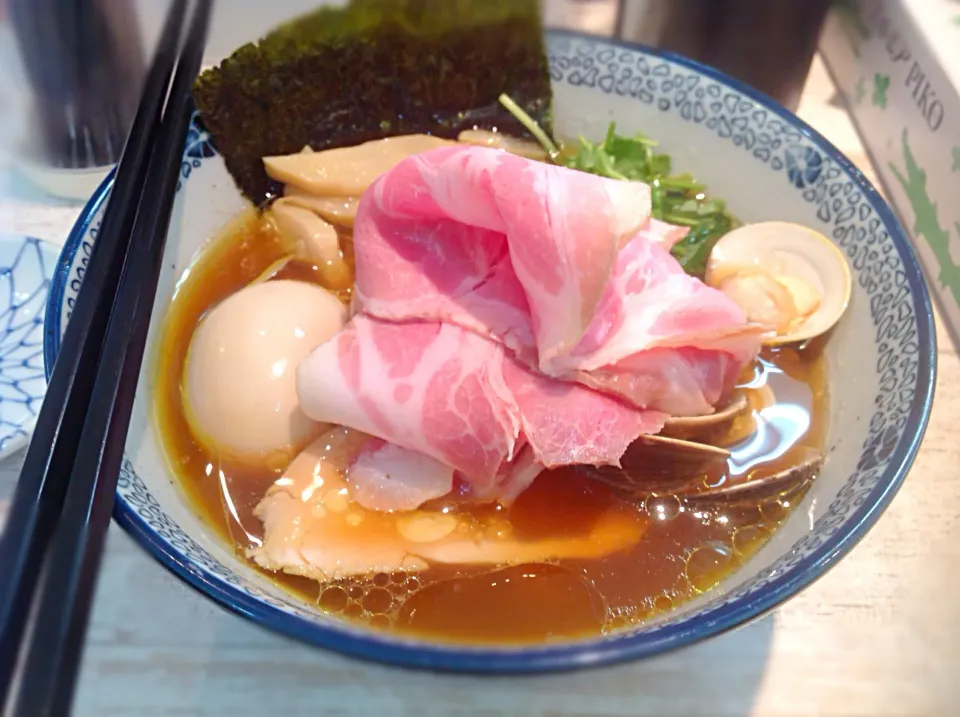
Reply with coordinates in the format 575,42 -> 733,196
346,438 -> 455,512
292,144 -> 762,512
297,315 -> 664,489
350,145 -> 761,415
638,217 -> 690,249
549,234 -> 768,415
353,145 -> 652,364
250,428 -> 646,582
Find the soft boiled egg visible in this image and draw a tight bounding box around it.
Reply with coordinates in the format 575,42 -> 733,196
183,279 -> 346,465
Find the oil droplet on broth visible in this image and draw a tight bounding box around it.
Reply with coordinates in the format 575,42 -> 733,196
653,593 -> 675,612
343,602 -> 364,620
319,585 -> 348,613
361,587 -> 393,614
485,519 -> 513,540
604,604 -> 639,631
368,614 -> 391,630
732,524 -> 770,558
684,543 -> 735,593
402,577 -> 420,592
759,496 -> 792,524
644,494 -> 682,521
397,563 -> 606,643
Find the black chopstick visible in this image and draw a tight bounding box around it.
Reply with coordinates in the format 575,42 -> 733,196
0,0 -> 190,701
2,2 -> 212,712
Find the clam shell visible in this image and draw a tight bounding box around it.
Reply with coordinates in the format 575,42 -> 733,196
706,221 -> 852,345
663,391 -> 749,434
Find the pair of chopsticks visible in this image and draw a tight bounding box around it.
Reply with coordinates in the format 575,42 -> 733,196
0,1 -> 212,714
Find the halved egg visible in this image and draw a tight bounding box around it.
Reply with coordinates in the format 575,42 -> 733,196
183,279 -> 347,465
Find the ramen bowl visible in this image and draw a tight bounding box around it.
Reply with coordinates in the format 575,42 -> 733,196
43,31 -> 935,673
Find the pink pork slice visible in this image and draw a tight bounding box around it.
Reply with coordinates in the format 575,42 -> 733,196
297,315 -> 665,490
351,145 -> 762,416
638,217 -> 690,249
346,440 -> 545,510
352,144 -> 652,365
549,233 -> 768,415
293,146 -> 765,511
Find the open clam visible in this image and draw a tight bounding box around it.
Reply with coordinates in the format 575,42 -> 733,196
706,221 -> 852,346
590,448 -> 823,506
626,433 -> 731,463
663,391 -> 749,434
591,377 -> 820,504
617,389 -> 754,472
682,451 -> 823,505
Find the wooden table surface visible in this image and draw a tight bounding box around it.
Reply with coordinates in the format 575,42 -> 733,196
1,53 -> 959,717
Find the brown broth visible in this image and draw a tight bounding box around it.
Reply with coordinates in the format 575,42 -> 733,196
154,211 -> 828,645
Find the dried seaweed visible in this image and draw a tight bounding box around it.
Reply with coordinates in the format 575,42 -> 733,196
193,0 -> 553,204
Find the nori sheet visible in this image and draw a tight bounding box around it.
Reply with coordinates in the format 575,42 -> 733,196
192,0 -> 553,205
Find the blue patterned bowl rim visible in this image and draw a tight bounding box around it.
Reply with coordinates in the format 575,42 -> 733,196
43,30 -> 936,673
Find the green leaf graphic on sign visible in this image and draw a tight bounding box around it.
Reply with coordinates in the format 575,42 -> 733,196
952,146 -> 960,172
872,74 -> 890,108
854,76 -> 866,104
889,129 -> 960,303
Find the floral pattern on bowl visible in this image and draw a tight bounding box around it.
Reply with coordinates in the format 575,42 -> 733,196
0,235 -> 56,459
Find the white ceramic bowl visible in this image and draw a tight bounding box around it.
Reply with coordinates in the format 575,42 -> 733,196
44,31 -> 936,672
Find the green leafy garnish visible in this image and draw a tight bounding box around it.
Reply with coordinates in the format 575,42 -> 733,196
498,93 -> 559,161
669,213 -> 733,276
498,96 -> 737,277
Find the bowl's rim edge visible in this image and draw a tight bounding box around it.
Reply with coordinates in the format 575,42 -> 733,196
42,29 -> 938,674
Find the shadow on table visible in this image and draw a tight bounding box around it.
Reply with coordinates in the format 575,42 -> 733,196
190,609 -> 776,717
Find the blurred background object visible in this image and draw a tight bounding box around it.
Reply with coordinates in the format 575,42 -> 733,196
615,0 -> 832,110
545,0 -> 619,36
0,0 -> 829,202
4,0 -> 146,199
